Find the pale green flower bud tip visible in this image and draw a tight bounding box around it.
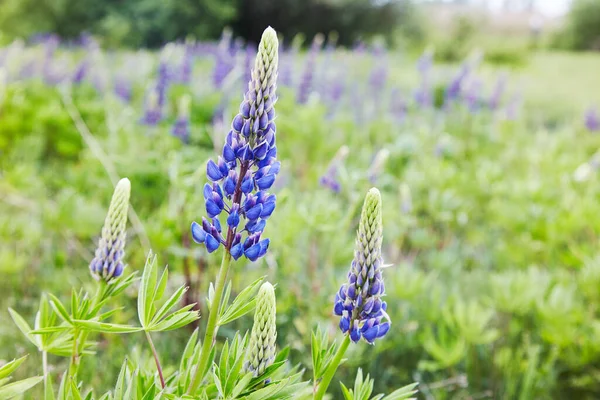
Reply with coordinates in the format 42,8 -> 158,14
258,281 -> 275,298
363,187 -> 382,221
262,27 -> 279,49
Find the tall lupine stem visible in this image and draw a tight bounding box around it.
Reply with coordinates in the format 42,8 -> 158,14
314,335 -> 350,400
187,26 -> 279,395
316,188 -> 390,399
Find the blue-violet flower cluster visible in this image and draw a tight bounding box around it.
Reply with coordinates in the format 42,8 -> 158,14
191,27 -> 279,262
334,188 -> 391,344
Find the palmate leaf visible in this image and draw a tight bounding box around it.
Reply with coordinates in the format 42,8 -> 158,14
137,250 -> 200,332
340,370 -> 418,400
218,277 -> 264,325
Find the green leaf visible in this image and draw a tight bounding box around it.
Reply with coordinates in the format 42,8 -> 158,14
146,307 -> 199,332
71,319 -> 141,333
150,285 -> 189,326
48,294 -> 73,325
382,383 -> 419,400
0,376 -> 43,399
30,326 -> 71,334
44,370 -> 55,400
114,360 -> 128,399
138,251 -> 158,328
8,308 -> 38,347
0,356 -> 27,379
70,380 -> 83,400
218,277 -> 263,325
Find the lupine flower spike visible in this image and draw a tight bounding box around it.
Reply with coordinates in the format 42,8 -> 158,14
245,282 -> 277,376
334,188 -> 391,344
320,145 -> 349,193
172,95 -> 191,143
191,26 -> 279,262
90,178 -> 131,282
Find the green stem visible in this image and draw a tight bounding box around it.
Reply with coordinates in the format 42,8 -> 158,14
68,328 -> 80,380
42,350 -> 49,394
186,250 -> 232,395
314,334 -> 351,400
145,331 -> 166,388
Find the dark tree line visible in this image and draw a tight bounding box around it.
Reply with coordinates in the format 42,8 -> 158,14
0,0 -> 417,47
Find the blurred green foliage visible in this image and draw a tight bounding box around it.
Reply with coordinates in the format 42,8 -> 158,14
555,0 -> 600,51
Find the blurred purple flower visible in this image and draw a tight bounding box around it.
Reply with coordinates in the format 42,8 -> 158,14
297,34 -> 323,104
489,74 -> 507,110
585,107 -> 599,132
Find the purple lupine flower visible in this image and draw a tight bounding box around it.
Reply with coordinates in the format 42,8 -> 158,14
279,37 -> 300,88
333,188 -> 391,344
297,34 -> 324,104
414,48 -> 434,108
172,95 -> 191,143
505,93 -> 522,121
191,27 -> 279,262
585,107 -> 599,132
114,75 -> 132,102
156,59 -> 170,107
389,88 -> 407,122
465,78 -> 482,113
140,89 -> 162,125
445,64 -> 470,105
489,73 -> 507,110
319,146 -> 349,193
180,43 -> 194,85
213,29 -> 235,89
72,59 -> 89,84
368,44 -> 388,95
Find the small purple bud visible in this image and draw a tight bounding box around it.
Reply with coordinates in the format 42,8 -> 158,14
377,322 -> 390,338
334,301 -> 344,316
224,171 -> 237,196
240,101 -> 251,118
206,199 -> 221,218
241,173 -> 254,193
232,114 -> 244,132
212,217 -> 222,233
256,174 -> 276,190
244,243 -> 262,261
350,321 -> 361,343
205,233 -> 220,253
231,243 -> 244,260
253,140 -> 269,160
362,325 -> 379,344
223,143 -> 236,162
191,221 -> 206,243
247,219 -> 266,233
227,208 -> 240,229
347,285 -> 357,300
207,159 -> 224,181
203,183 -> 212,200
339,316 -> 350,333
246,204 -> 263,221
260,198 -> 276,219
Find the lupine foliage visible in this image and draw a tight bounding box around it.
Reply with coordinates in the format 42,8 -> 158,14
1,24 -> 600,400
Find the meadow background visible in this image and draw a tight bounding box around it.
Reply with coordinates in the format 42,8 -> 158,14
2,0 -> 600,398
